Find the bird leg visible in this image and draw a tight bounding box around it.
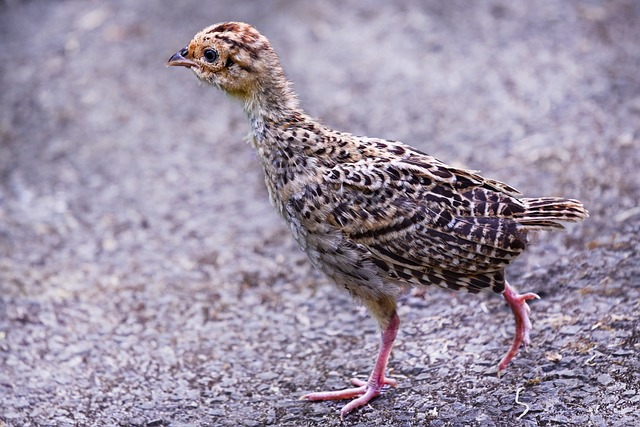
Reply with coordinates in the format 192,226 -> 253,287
300,310 -> 400,418
498,280 -> 540,374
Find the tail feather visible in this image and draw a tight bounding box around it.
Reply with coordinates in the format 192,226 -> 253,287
516,197 -> 588,230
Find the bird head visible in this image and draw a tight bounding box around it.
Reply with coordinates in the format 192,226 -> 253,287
167,22 -> 281,101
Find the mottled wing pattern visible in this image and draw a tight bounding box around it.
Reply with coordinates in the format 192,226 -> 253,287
319,171 -> 518,292
292,138 -> 585,294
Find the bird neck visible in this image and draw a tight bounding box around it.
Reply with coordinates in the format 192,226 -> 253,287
243,74 -> 304,145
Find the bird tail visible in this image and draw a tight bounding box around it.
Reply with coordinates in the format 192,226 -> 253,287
516,197 -> 588,230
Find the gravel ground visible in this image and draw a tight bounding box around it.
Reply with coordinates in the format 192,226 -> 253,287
1,1 -> 639,426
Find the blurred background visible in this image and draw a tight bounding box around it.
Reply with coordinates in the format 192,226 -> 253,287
1,1 -> 638,426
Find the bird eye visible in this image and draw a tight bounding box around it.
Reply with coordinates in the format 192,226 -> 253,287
203,48 -> 219,63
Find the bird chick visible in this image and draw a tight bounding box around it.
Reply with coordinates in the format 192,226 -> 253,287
168,22 -> 587,418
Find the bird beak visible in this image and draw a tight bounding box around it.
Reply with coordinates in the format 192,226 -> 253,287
167,51 -> 197,68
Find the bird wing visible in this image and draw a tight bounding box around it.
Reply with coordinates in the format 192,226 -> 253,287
304,148 -> 531,293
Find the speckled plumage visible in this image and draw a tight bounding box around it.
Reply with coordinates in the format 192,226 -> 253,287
168,22 -> 588,417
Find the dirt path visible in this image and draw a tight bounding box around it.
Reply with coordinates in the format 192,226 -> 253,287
1,1 -> 638,426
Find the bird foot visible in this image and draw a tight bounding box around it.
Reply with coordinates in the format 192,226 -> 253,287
300,377 -> 398,418
301,310 -> 400,417
498,281 -> 540,375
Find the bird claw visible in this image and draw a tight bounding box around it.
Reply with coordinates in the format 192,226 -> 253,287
301,311 -> 401,417
498,282 -> 540,374
300,377 -> 397,418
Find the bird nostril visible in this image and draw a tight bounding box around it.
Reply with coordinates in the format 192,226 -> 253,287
180,47 -> 188,57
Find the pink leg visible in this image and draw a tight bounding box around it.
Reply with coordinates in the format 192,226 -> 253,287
300,311 -> 400,418
498,280 -> 540,374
